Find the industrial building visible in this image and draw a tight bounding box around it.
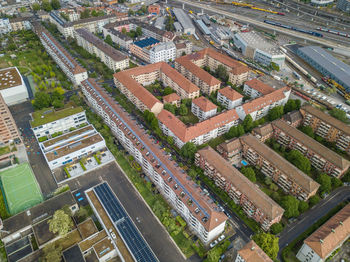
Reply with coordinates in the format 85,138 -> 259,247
81,78 -> 228,244
233,31 -> 285,67
337,0 -> 350,12
195,146 -> 284,231
296,203 -> 350,262
300,105 -> 350,154
74,28 -> 129,71
297,46 -> 350,93
311,0 -> 334,5
30,104 -> 87,139
172,8 -> 196,35
0,67 -> 29,106
195,19 -> 211,35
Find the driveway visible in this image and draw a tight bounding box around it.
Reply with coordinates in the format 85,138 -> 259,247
278,186 -> 350,253
66,161 -> 186,262
9,102 -> 57,198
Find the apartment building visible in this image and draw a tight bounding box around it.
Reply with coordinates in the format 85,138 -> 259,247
283,110 -> 303,128
217,138 -> 243,165
9,17 -> 31,31
48,11 -> 74,38
163,93 -> 181,107
81,78 -> 228,244
191,97 -> 217,121
243,78 -> 275,98
30,105 -> 87,139
103,19 -> 175,43
235,87 -> 291,121
74,28 -> 129,71
0,67 -> 29,106
158,108 -> 239,148
114,62 -> 199,109
235,240 -> 273,262
272,119 -> 350,178
296,203 -> 350,262
240,135 -> 319,201
129,37 -> 160,62
175,41 -> 192,58
300,105 -> 350,154
150,41 -> 176,64
41,125 -> 106,170
195,146 -> 284,230
217,86 -> 243,109
0,93 -> 21,145
102,27 -> 133,49
251,123 -> 274,142
33,24 -> 88,86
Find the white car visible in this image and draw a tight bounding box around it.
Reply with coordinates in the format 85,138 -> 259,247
210,240 -> 218,248
218,234 -> 225,242
111,232 -> 116,239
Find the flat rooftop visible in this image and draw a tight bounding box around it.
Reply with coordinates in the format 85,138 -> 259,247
133,37 -> 159,48
63,245 -> 85,262
31,104 -> 84,128
0,67 -> 22,90
45,133 -> 104,161
42,125 -> 94,148
237,31 -> 283,55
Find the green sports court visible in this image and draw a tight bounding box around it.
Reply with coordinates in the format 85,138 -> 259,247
0,163 -> 43,215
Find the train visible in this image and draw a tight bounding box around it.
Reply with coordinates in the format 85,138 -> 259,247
230,1 -> 285,15
264,20 -> 323,37
316,27 -> 350,38
294,91 -> 311,101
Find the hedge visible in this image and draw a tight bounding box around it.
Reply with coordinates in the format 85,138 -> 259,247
94,154 -> 101,165
79,161 -> 86,171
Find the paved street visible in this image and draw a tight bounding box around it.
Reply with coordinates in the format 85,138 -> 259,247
9,102 -> 57,198
66,161 -> 187,262
279,186 -> 350,252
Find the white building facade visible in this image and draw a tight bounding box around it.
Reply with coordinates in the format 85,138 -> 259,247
81,78 -> 227,244
150,42 -> 176,63
217,87 -> 243,109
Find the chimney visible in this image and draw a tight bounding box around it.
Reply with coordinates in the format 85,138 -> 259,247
320,239 -> 324,244
331,228 -> 335,233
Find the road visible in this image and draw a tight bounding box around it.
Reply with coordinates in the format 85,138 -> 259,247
278,186 -> 350,252
172,0 -> 350,53
66,161 -> 190,262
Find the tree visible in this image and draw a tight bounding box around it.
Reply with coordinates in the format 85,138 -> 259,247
237,124 -> 245,136
284,99 -> 298,113
309,195 -> 320,206
52,99 -> 64,109
331,177 -> 343,189
80,9 -> 90,19
136,26 -> 142,37
128,9 -> 134,16
180,142 -> 197,162
179,104 -> 188,116
167,136 -> 174,145
298,201 -> 309,213
32,3 -> 41,11
91,10 -> 98,17
330,108 -> 348,123
287,150 -> 311,174
165,16 -> 175,31
241,167 -> 256,182
163,87 -> 174,96
281,195 -> 300,218
105,35 -> 113,46
253,233 -> 279,260
226,126 -> 238,139
299,125 -> 315,138
270,223 -> 283,235
42,243 -> 62,262
41,0 -> 52,12
121,27 -> 127,34
51,0 -> 61,10
267,105 -> 284,121
164,103 -> 175,114
32,91 -> 51,109
242,114 -> 253,132
215,65 -> 228,82
48,209 -> 73,236
317,173 -> 332,194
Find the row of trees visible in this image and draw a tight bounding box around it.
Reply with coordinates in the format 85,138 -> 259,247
80,9 -> 105,19
121,26 -> 142,39
32,88 -> 65,110
32,0 -> 60,12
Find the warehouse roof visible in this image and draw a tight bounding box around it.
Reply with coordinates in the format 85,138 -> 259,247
236,31 -> 283,55
173,8 -> 195,31
297,46 -> 350,90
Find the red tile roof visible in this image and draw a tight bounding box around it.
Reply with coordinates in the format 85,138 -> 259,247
81,78 -> 228,232
245,78 -> 275,95
218,86 -> 243,101
304,203 -> 350,259
158,108 -> 239,143
163,93 -> 180,104
238,240 -> 273,262
192,97 -> 217,112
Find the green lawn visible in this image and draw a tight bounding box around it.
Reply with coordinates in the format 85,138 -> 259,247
180,112 -> 199,125
208,136 -> 226,149
0,146 -> 10,157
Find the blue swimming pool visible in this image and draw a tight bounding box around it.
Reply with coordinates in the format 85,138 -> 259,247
241,160 -> 248,166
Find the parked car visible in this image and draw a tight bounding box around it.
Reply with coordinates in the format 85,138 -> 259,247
218,234 -> 225,242
210,240 -> 218,248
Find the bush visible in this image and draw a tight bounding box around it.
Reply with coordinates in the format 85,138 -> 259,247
270,222 -> 284,234
309,195 -> 320,207
38,136 -> 48,142
80,161 -> 86,171
298,201 -> 309,213
94,154 -> 101,165
0,188 -> 10,219
64,167 -> 71,178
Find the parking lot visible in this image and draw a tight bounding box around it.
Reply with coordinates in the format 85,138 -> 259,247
9,102 -> 57,198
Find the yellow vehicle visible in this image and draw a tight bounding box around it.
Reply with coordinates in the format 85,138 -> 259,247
209,40 -> 215,45
327,79 -> 350,99
231,1 -> 253,7
189,10 -> 193,14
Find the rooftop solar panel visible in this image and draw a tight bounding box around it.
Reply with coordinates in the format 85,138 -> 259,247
94,183 -> 158,262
